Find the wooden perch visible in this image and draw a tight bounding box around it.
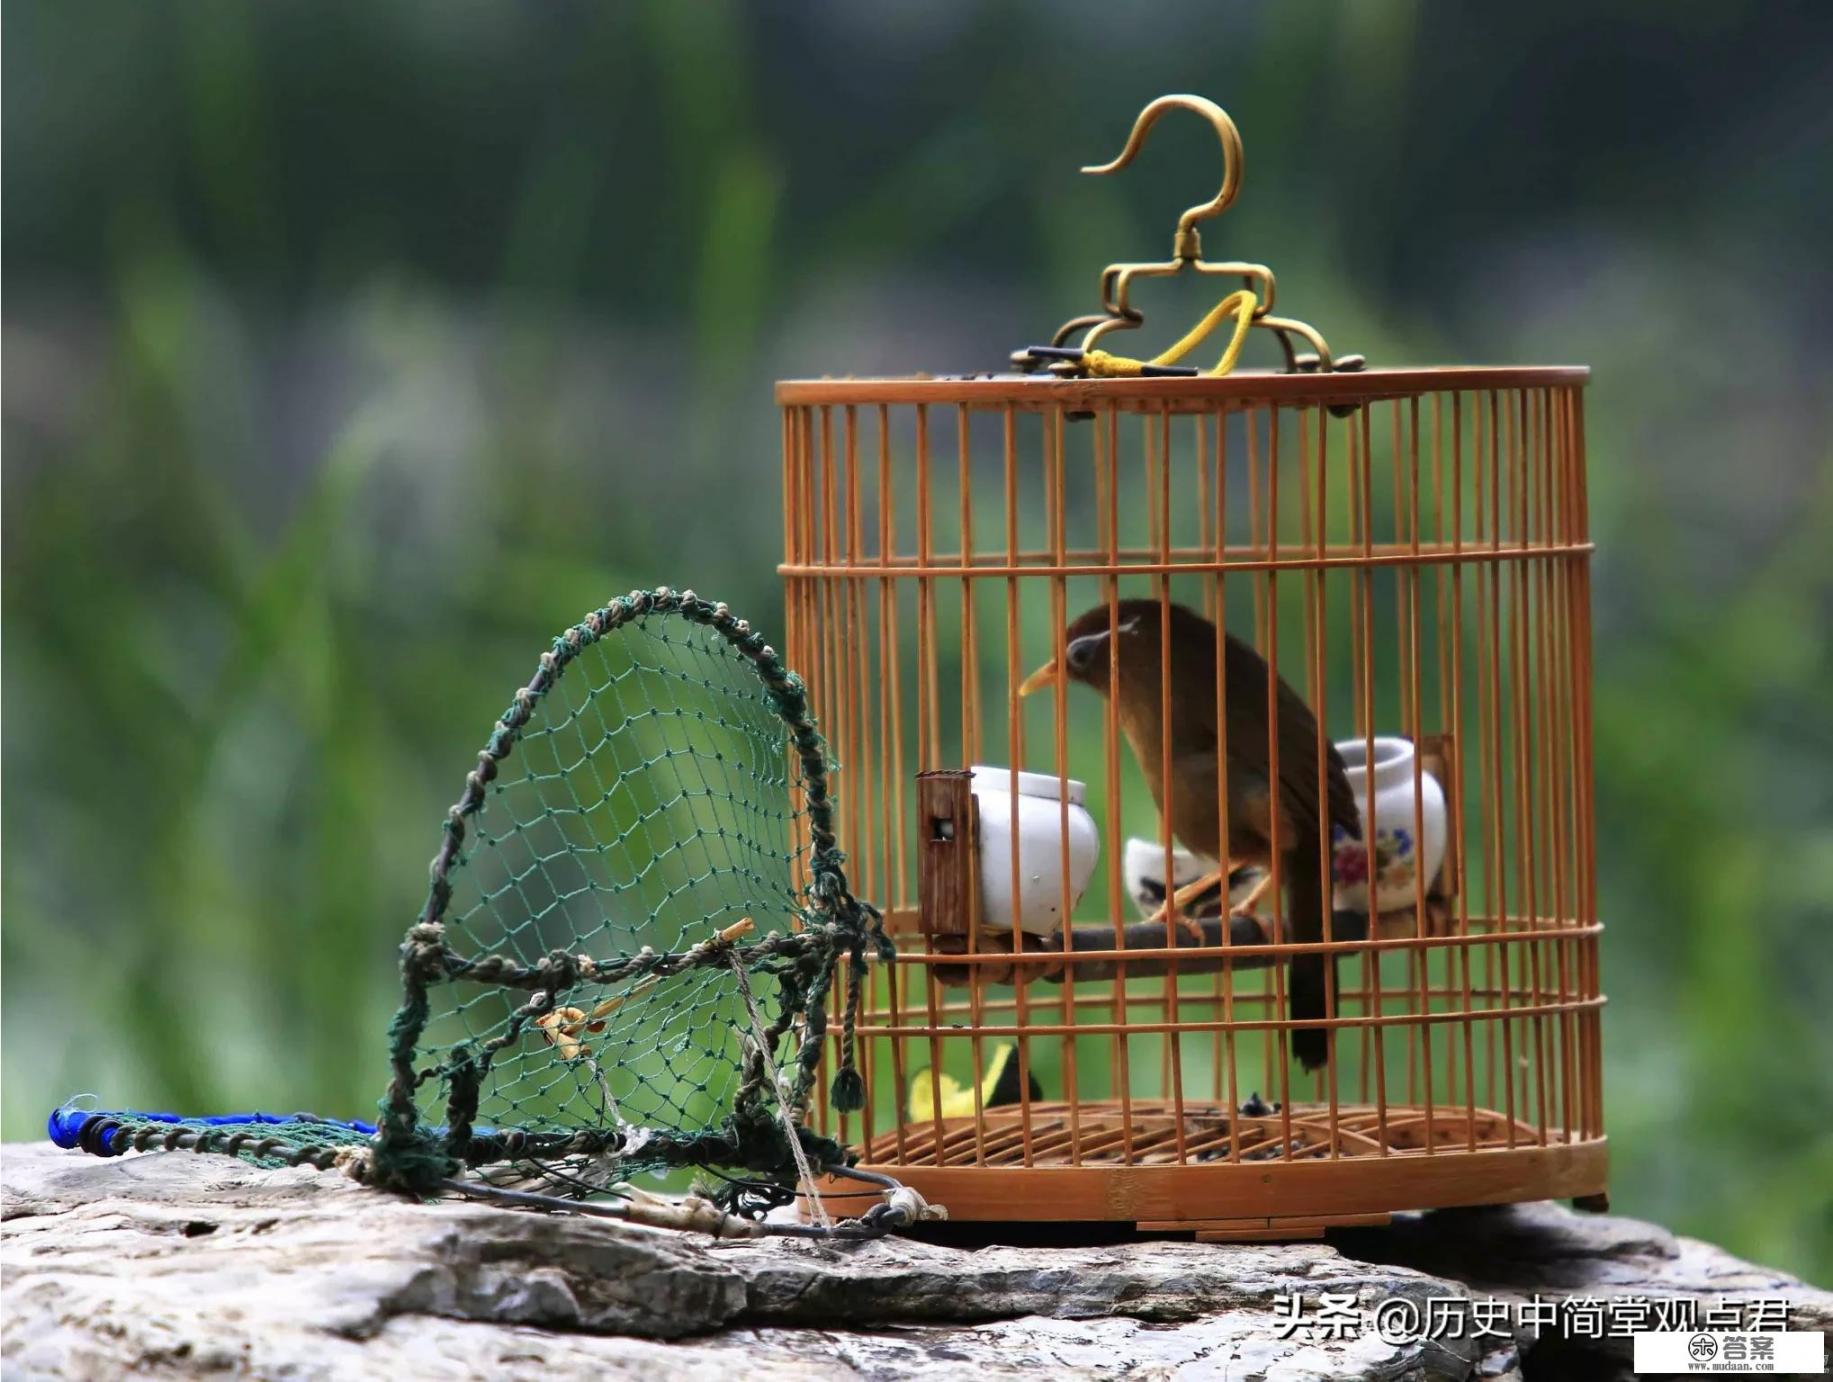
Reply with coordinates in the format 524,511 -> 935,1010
931,899 -> 1450,986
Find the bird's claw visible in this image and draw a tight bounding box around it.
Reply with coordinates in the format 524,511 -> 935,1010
1145,868 -> 1233,945
1227,870 -> 1274,920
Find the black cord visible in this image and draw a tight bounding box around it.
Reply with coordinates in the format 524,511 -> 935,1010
824,1163 -> 900,1190
442,1178 -> 634,1219
506,1155 -> 624,1200
438,1175 -> 909,1240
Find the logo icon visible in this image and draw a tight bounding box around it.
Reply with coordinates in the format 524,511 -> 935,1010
1686,1333 -> 1720,1362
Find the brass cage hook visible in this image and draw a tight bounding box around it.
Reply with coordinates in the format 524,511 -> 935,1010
1021,92 -> 1362,382
1081,93 -> 1244,262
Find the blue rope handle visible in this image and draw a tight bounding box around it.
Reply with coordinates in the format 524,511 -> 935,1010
48,1105 -> 377,1157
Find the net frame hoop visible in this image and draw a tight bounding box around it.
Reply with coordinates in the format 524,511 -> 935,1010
417,585 -> 851,933
374,586 -> 878,1191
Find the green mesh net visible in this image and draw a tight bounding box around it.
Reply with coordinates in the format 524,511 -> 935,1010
373,587 -> 891,1198
55,588 -> 892,1213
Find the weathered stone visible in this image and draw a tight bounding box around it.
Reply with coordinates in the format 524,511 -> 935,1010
3,1142 -> 1826,1380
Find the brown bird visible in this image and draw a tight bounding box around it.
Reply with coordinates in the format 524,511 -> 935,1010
1018,600 -> 1360,1071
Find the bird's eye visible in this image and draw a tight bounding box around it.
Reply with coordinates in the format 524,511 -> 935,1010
1065,639 -> 1095,673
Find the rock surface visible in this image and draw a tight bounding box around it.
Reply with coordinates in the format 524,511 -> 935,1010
3,1141 -> 1827,1380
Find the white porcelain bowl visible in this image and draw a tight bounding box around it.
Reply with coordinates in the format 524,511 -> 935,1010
969,766 -> 1101,936
1122,837 -> 1264,919
1330,736 -> 1448,914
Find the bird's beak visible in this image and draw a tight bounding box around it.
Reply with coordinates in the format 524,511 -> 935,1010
1017,658 -> 1059,698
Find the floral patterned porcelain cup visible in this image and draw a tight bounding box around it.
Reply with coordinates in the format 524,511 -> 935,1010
1330,736 -> 1448,915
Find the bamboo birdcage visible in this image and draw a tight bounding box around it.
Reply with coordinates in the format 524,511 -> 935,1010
779,97 -> 1605,1239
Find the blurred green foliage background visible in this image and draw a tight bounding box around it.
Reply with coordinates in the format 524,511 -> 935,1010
4,2 -> 1830,1280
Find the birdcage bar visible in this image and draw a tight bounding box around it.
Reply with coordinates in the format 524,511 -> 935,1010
1097,403 -> 1135,1155
779,540 -> 1595,579
1054,405 -> 1089,1161
870,916 -> 1598,965
955,408 -> 985,1161
782,368 -> 1601,1225
1149,405 -> 1191,1156
898,976 -> 1578,1023
855,994 -> 1603,1041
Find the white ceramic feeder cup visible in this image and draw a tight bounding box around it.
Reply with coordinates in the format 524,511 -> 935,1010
1121,838 -> 1264,920
968,766 -> 1101,936
1330,736 -> 1448,915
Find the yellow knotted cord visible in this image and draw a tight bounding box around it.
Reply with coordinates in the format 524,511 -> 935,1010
1081,288 -> 1259,378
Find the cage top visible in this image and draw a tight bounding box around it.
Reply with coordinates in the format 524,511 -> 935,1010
776,365 -> 1588,409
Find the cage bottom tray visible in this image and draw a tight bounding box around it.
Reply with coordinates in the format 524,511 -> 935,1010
816,1099 -> 1608,1235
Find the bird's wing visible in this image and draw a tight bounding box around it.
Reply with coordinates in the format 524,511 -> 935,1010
1218,679 -> 1332,845
1271,674 -> 1354,843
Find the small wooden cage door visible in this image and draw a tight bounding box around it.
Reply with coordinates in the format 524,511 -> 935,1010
779,369 -> 1605,1230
